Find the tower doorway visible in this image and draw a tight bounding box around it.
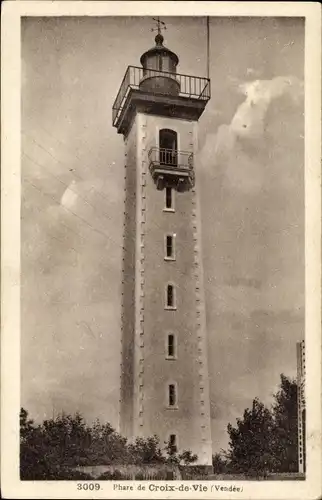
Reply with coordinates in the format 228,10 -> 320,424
159,129 -> 177,166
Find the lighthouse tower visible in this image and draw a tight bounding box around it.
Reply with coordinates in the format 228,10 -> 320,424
112,24 -> 212,465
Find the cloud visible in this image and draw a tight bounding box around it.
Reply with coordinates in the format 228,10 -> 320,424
199,75 -> 304,193
230,76 -> 303,140
219,75 -> 303,149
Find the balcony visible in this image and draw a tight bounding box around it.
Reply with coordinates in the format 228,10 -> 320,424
148,147 -> 194,191
112,66 -> 211,135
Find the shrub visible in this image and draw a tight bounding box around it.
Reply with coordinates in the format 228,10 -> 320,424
97,469 -> 129,480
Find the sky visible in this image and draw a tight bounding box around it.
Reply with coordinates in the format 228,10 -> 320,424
21,15 -> 305,452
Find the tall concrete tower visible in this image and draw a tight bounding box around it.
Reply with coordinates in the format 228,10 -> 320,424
112,25 -> 212,465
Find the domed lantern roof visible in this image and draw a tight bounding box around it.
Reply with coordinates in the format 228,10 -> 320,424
140,33 -> 179,71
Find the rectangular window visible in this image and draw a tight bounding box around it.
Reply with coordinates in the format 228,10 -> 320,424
162,56 -> 170,72
167,284 -> 174,308
169,434 -> 177,452
165,187 -> 173,210
157,55 -> 162,71
168,334 -> 175,357
168,384 -> 176,406
165,234 -> 175,259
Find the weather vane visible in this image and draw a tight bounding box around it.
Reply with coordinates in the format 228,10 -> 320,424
151,17 -> 167,35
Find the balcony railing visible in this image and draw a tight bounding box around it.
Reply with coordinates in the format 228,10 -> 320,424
148,147 -> 193,169
112,66 -> 211,126
148,147 -> 194,190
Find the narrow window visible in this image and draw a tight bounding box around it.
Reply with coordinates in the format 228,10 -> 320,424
159,129 -> 177,167
159,129 -> 177,152
168,384 -> 176,407
166,235 -> 174,259
168,334 -> 175,357
165,187 -> 173,210
157,55 -> 162,71
161,56 -> 170,73
167,284 -> 174,308
169,434 -> 177,453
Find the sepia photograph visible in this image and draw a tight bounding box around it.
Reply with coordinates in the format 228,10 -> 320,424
1,2 -> 321,499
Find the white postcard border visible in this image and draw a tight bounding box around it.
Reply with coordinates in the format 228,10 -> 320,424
1,2 -> 321,499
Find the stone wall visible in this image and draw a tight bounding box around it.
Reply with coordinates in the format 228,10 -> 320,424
74,464 -> 181,480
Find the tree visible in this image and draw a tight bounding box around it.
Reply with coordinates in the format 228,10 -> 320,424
212,452 -> 230,474
225,374 -> 300,476
271,374 -> 298,472
41,412 -> 92,467
20,408 -> 36,444
20,408 -> 51,480
20,409 -> 94,478
178,450 -> 198,466
163,441 -> 198,466
227,398 -> 276,475
163,439 -> 180,465
128,435 -> 165,464
88,419 -> 127,464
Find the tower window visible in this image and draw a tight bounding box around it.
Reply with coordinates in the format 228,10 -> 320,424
164,187 -> 174,211
169,434 -> 177,453
157,55 -> 162,71
159,129 -> 177,166
167,285 -> 173,306
167,334 -> 176,358
166,284 -> 176,309
166,235 -> 172,257
168,384 -> 177,407
159,129 -> 177,152
165,234 -> 175,260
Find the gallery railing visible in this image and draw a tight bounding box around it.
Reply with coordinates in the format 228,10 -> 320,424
112,66 -> 211,125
